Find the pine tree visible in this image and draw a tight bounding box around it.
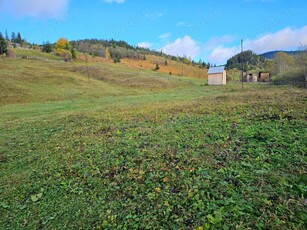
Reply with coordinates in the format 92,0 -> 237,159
5,29 -> 9,41
16,32 -> 22,45
11,32 -> 16,43
154,63 -> 160,71
71,47 -> 76,59
42,41 -> 53,53
0,33 -> 8,55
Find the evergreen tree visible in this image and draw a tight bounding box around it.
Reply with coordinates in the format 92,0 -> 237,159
154,63 -> 160,71
11,32 -> 16,43
0,33 -> 8,55
16,32 -> 22,45
71,47 -> 76,59
5,29 -> 9,41
42,41 -> 53,53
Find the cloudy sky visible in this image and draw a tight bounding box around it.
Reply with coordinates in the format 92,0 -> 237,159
0,0 -> 306,64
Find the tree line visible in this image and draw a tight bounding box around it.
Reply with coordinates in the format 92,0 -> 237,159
0,30 -> 29,57
267,49 -> 307,87
225,48 -> 307,87
70,39 -> 210,68
225,50 -> 266,70
0,30 -> 212,69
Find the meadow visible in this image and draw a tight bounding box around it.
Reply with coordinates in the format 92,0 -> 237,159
0,50 -> 306,229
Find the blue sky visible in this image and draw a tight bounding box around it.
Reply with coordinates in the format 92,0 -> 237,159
0,0 -> 306,64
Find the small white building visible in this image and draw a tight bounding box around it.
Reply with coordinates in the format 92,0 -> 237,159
208,66 -> 226,85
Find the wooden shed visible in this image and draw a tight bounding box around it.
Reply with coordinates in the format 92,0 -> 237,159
247,73 -> 258,82
208,66 -> 226,85
258,72 -> 270,82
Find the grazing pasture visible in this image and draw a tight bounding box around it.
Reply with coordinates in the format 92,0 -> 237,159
0,50 -> 306,229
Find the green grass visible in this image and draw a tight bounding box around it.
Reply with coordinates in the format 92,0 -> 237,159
13,48 -> 62,61
1,51 -> 307,229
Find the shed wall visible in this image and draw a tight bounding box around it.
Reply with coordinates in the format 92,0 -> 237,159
208,71 -> 226,85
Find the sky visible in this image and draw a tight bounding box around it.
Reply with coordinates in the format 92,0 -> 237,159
0,0 -> 306,64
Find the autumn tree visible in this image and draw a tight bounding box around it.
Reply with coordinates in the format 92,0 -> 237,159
55,38 -> 74,61
55,38 -> 71,51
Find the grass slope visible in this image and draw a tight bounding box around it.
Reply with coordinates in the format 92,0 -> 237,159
0,50 -> 307,229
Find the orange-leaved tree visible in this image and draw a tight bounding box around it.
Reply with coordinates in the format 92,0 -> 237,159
55,38 -> 76,61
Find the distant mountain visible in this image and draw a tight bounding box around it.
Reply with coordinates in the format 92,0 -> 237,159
260,51 -> 299,59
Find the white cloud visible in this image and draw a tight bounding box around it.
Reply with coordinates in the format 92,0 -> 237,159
176,21 -> 193,27
208,26 -> 307,64
245,26 -> 307,53
137,42 -> 152,49
144,12 -> 164,19
208,46 -> 240,65
204,35 -> 236,51
162,36 -> 200,59
159,33 -> 171,39
104,0 -> 125,3
0,0 -> 69,18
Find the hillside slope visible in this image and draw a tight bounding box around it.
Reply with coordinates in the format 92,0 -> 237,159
260,50 -> 299,59
0,49 -> 200,105
1,48 -> 307,229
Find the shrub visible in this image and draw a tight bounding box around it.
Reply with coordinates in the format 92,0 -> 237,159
113,57 -> 121,63
6,49 -> 16,58
154,63 -> 160,71
42,42 -> 53,53
272,67 -> 305,87
57,49 -> 72,62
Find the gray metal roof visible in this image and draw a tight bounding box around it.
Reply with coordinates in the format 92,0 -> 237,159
208,66 -> 225,74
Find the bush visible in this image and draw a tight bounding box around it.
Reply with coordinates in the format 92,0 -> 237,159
153,63 -> 160,71
272,67 -> 305,87
57,49 -> 72,62
42,42 -> 53,53
113,57 -> 121,63
6,49 -> 16,59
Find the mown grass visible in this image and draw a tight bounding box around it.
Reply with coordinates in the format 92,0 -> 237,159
0,51 -> 307,229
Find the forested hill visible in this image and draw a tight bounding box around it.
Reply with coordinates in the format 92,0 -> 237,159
260,50 -> 299,59
225,50 -> 266,70
70,39 -> 193,63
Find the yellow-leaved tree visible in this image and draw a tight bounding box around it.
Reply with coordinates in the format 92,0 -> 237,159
55,38 -> 76,61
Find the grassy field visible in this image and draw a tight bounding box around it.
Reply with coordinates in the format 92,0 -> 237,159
0,50 -> 307,229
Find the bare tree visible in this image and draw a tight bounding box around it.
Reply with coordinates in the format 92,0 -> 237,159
296,44 -> 307,88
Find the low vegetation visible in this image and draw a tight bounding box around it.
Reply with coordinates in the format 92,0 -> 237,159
0,50 -> 306,229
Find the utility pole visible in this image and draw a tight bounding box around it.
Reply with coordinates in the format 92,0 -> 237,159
241,39 -> 244,89
85,53 -> 90,83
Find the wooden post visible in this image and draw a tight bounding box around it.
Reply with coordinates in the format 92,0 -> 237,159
85,53 -> 90,82
241,39 -> 244,89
